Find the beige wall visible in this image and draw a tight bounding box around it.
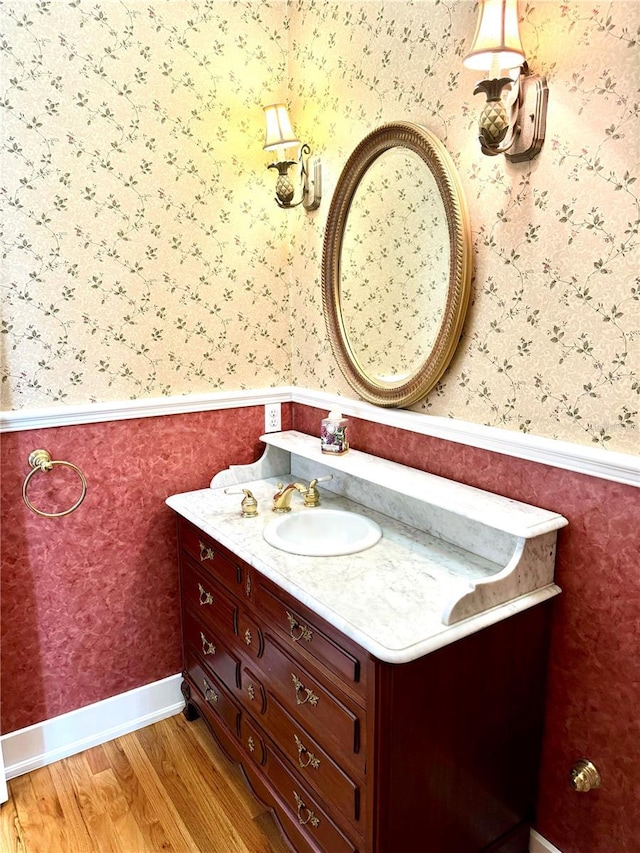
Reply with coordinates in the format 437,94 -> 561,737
1,0 -> 292,407
2,1 -> 639,454
289,0 -> 640,454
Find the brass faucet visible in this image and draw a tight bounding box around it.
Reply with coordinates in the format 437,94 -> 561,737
272,482 -> 308,513
272,476 -> 332,513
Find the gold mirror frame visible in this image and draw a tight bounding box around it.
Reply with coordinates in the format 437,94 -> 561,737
322,122 -> 472,408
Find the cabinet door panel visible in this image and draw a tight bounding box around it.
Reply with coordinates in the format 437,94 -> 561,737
265,693 -> 362,827
265,744 -> 360,853
178,518 -> 242,590
183,609 -> 240,691
180,556 -> 237,645
185,648 -> 241,736
260,632 -> 364,774
256,577 -> 366,698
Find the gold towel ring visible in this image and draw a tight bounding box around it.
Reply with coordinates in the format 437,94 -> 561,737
22,449 -> 88,518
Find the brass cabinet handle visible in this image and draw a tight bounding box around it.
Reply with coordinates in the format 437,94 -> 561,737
200,632 -> 216,656
247,735 -> 255,753
287,611 -> 313,643
247,683 -> 256,701
203,678 -> 218,704
293,791 -> 320,828
294,734 -> 320,770
198,583 -> 214,606
244,628 -> 252,646
199,540 -> 215,561
292,673 -> 319,707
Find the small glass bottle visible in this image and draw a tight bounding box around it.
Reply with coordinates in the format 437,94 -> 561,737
320,411 -> 349,455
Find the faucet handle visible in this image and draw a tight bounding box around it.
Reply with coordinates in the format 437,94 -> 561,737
304,474 -> 333,507
224,487 -> 258,518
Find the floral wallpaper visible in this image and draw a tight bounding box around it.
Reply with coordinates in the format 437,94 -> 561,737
1,0 -> 292,405
1,1 -> 638,454
288,0 -> 639,453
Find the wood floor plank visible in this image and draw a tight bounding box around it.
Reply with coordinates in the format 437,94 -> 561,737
117,728 -> 202,853
179,717 -> 289,853
134,717 -> 253,853
3,775 -> 41,853
2,713 -> 291,853
84,743 -> 111,776
102,736 -> 184,853
89,762 -> 149,853
64,752 -> 137,853
47,758 -> 102,853
0,789 -> 27,853
7,773 -> 48,847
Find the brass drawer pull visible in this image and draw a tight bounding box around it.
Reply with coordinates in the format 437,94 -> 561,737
247,683 -> 256,701
198,583 -> 214,606
244,628 -> 253,646
200,632 -> 216,656
294,734 -> 321,770
247,735 -> 255,753
203,678 -> 218,704
287,611 -> 313,643
293,791 -> 320,828
292,674 -> 319,707
199,540 -> 215,561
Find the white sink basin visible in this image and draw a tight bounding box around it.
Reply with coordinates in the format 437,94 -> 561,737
263,508 -> 382,557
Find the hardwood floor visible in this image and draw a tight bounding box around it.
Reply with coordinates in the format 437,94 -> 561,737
0,713 -> 291,853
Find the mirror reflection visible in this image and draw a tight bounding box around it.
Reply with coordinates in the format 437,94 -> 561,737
340,147 -> 450,383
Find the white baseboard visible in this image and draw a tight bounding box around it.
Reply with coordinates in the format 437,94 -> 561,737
1,673 -> 183,782
530,828 -> 563,853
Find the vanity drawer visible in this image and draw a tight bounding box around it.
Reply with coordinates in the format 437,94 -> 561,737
185,648 -> 241,737
178,519 -> 242,591
180,557 -> 237,646
266,693 -> 362,827
183,609 -> 240,691
260,633 -> 365,775
265,743 -> 359,853
255,576 -> 366,698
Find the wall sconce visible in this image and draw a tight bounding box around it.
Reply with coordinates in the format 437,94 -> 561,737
463,0 -> 548,162
263,103 -> 321,211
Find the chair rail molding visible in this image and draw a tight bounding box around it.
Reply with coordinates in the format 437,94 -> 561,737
1,387 -> 637,488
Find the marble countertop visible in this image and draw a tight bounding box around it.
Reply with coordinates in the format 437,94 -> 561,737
166,477 -> 561,664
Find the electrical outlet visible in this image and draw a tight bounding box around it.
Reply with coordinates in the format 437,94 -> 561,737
264,402 -> 281,433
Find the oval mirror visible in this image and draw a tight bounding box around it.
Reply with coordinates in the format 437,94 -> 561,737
322,122 -> 472,407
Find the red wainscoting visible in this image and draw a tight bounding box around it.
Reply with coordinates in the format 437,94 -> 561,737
0,404 -> 292,734
2,401 -> 637,852
292,403 -> 640,853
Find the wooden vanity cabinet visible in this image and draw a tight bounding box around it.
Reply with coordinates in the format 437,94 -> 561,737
176,516 -> 550,853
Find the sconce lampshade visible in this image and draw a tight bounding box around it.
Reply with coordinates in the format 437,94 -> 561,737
263,104 -> 300,151
463,0 -> 526,71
